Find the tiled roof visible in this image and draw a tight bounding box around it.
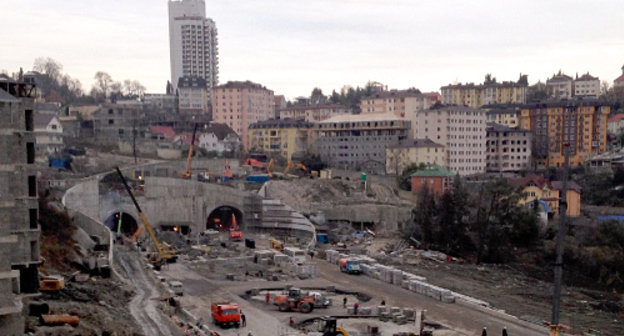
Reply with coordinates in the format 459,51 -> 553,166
615,73 -> 624,83
319,112 -> 405,123
149,126 -> 176,138
507,174 -> 549,189
576,73 -> 598,81
34,114 -> 55,128
410,164 -> 454,177
608,114 -> 624,123
363,89 -> 422,100
279,104 -> 349,112
202,123 -> 238,140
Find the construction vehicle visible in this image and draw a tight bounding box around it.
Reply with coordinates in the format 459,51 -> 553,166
284,160 -> 309,175
266,158 -> 275,178
39,275 -> 65,291
317,316 -> 348,336
243,158 -> 265,169
114,167 -> 177,267
229,213 -> 243,241
211,302 -> 241,328
181,123 -> 199,179
222,159 -> 233,180
274,287 -> 317,313
270,239 -> 284,252
339,258 -> 362,274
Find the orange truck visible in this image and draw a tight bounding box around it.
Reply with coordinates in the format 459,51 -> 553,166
211,302 -> 241,328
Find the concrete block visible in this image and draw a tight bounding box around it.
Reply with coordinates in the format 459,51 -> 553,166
359,306 -> 372,315
402,308 -> 415,319
390,306 -> 401,315
377,306 -> 387,315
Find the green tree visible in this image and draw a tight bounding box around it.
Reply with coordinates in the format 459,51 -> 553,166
436,175 -> 471,256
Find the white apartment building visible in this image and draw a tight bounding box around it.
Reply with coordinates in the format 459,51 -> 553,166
168,0 -> 219,91
574,73 -> 600,98
412,105 -> 487,176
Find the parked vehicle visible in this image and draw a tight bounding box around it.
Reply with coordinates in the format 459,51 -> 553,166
273,288 -> 316,313
308,291 -> 332,308
211,302 -> 241,328
339,258 -> 361,274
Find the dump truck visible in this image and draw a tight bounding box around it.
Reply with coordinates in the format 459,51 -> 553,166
211,302 -> 241,328
339,258 -> 361,274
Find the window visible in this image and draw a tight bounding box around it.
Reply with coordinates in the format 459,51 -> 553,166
27,142 -> 35,163
28,175 -> 36,197
25,110 -> 33,131
29,209 -> 38,229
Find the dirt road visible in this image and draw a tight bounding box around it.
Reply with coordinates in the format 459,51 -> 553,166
116,250 -> 180,336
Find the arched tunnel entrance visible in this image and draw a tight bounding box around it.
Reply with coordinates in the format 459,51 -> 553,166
206,206 -> 243,231
104,212 -> 138,236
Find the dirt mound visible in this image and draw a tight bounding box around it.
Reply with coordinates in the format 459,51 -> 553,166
264,179 -> 409,214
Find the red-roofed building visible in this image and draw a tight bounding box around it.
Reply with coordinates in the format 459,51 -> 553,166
507,174 -> 582,216
148,125 -> 176,140
423,92 -> 441,103
614,65 -> 624,88
608,113 -> 624,135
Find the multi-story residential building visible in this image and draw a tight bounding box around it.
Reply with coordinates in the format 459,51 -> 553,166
412,105 -> 487,176
546,71 -> 574,99
508,174 -> 582,217
0,76 -> 41,335
410,164 -> 455,196
574,73 -> 600,98
211,81 -> 275,149
485,123 -> 531,172
168,0 -> 219,91
144,93 -> 178,115
177,76 -> 209,115
34,114 -> 64,156
248,118 -> 313,160
520,101 -> 610,167
440,77 -> 527,108
313,113 -> 410,174
607,114 -> 624,135
273,95 -> 286,119
278,104 -> 352,122
614,65 -> 624,88
92,103 -> 145,143
484,105 -> 520,127
360,89 -> 430,114
385,138 -> 445,175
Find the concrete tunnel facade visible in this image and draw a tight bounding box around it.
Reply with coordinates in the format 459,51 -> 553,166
63,167 -> 316,245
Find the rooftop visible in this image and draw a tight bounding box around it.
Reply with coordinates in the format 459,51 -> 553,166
34,114 -> 56,128
608,114 -> 624,123
279,104 -> 349,111
249,118 -> 313,129
214,80 -> 269,91
319,112 -> 407,123
486,122 -> 529,133
178,76 -> 207,89
0,88 -> 19,103
521,100 -> 609,109
389,138 -> 444,149
576,73 -> 598,81
410,164 -> 454,177
362,89 -> 422,100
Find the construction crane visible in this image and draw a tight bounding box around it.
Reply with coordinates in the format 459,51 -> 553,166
114,167 -> 177,267
181,123 -> 199,179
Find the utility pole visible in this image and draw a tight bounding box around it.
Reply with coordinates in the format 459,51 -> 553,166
550,143 -> 570,336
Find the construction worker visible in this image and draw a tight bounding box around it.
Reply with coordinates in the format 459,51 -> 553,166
289,317 -> 294,327
380,299 -> 386,306
343,296 -> 347,308
265,291 -> 270,303
481,327 -> 487,336
241,311 -> 246,327
502,327 -> 508,336
353,302 -> 359,315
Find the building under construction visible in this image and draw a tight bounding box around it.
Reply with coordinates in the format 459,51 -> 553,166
0,74 -> 40,335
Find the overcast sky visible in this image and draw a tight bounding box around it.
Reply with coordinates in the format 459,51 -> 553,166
1,0 -> 623,99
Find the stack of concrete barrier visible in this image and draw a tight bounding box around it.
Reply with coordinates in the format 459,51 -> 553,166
359,306 -> 373,315
452,292 -> 489,307
441,290 -> 455,303
254,250 -> 275,261
391,269 -> 403,285
325,250 -> 339,263
402,308 -> 415,320
273,252 -> 289,266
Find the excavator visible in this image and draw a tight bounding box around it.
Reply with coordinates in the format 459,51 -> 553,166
284,160 -> 309,176
229,213 -> 243,241
181,123 -> 199,179
114,167 -> 177,268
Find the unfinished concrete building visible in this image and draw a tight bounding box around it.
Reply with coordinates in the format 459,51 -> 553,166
0,76 -> 40,335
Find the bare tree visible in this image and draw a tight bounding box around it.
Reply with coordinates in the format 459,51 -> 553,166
93,71 -> 113,98
601,80 -> 611,97
33,57 -> 63,82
